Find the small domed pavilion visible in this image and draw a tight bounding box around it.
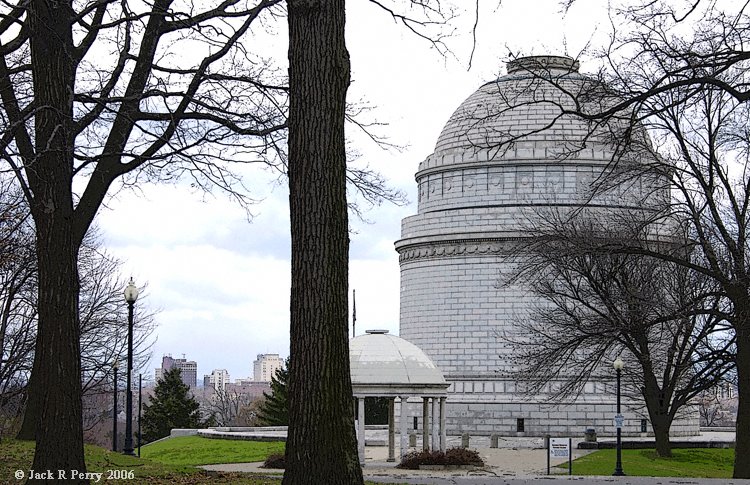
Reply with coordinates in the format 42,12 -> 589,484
350,330 -> 449,464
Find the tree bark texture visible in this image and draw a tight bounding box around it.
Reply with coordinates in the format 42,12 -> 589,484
640,362 -> 673,458
284,0 -> 363,483
19,0 -> 88,481
733,307 -> 750,478
648,412 -> 673,458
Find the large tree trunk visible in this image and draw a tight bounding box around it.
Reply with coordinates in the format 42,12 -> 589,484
649,413 -> 673,458
21,0 -> 88,481
284,0 -> 363,483
734,315 -> 750,478
16,373 -> 38,441
641,369 -> 673,458
28,220 -> 85,479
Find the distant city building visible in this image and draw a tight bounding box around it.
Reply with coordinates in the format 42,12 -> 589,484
203,369 -> 230,392
226,381 -> 271,399
157,354 -> 198,388
253,353 -> 283,382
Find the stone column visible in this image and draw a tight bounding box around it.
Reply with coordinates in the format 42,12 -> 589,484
439,396 -> 447,452
431,396 -> 439,451
387,397 -> 395,462
357,396 -> 365,464
400,396 -> 410,459
422,397 -> 430,450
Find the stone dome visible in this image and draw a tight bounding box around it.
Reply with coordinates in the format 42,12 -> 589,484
423,55 -> 622,174
350,330 -> 447,393
396,55 -> 664,243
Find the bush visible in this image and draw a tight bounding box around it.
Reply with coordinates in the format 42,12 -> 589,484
262,453 -> 286,469
397,447 -> 484,469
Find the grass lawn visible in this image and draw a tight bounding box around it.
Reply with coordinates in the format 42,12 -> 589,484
566,448 -> 735,478
0,437 -> 395,485
141,436 -> 285,466
0,438 -> 280,484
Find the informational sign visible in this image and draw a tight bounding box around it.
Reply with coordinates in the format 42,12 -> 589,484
549,438 -> 571,458
614,414 -> 625,429
547,437 -> 573,476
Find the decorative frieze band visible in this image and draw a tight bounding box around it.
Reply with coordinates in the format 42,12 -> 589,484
397,239 -> 520,263
416,164 -> 607,208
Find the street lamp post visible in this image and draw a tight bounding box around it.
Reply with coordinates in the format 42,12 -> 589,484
123,278 -> 139,456
138,373 -> 142,457
613,357 -> 625,476
112,359 -> 119,452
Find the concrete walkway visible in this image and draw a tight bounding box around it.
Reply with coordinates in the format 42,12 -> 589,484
203,444 -> 586,475
201,431 -> 746,484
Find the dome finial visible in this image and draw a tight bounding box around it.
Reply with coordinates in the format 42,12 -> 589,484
507,55 -> 579,74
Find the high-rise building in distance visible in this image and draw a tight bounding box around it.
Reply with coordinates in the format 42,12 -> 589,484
252,353 -> 283,382
156,354 -> 198,388
203,369 -> 230,392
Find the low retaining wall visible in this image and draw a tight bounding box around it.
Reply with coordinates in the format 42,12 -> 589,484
198,430 -> 286,442
579,440 -> 735,450
194,425 -> 389,444
169,429 -> 200,438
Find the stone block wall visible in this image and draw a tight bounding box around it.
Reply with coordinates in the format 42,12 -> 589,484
399,252 -> 531,374
397,247 -> 700,437
397,390 -> 699,437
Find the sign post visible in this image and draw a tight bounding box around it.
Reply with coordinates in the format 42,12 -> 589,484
548,437 -> 572,475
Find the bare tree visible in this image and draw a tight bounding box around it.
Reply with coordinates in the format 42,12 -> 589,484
465,1 -> 750,475
699,385 -> 738,427
0,179 -> 35,440
0,0 -> 293,474
506,212 -> 735,457
1,179 -> 156,444
236,397 -> 265,426
77,232 -> 156,397
200,388 -> 254,427
0,178 -> 36,417
580,6 -> 750,475
1,0 -> 414,474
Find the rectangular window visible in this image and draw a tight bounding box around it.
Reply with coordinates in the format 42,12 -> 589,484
517,418 -> 525,433
641,419 -> 648,433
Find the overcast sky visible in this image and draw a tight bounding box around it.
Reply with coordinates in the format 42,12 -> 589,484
95,0 -> 608,383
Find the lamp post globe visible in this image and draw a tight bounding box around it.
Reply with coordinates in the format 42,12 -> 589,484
124,278 -> 139,304
123,278 -> 138,456
613,357 -> 625,476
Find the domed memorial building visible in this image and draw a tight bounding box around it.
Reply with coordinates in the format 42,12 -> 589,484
395,55 -> 698,437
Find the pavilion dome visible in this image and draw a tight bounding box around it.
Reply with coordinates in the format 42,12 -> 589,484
349,330 -> 446,390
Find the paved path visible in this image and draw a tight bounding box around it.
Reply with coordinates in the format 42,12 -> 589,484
201,431 -> 745,484
366,477 -> 750,484
204,444 -> 749,485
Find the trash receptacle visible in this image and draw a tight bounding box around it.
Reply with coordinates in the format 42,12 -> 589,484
584,428 -> 597,442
